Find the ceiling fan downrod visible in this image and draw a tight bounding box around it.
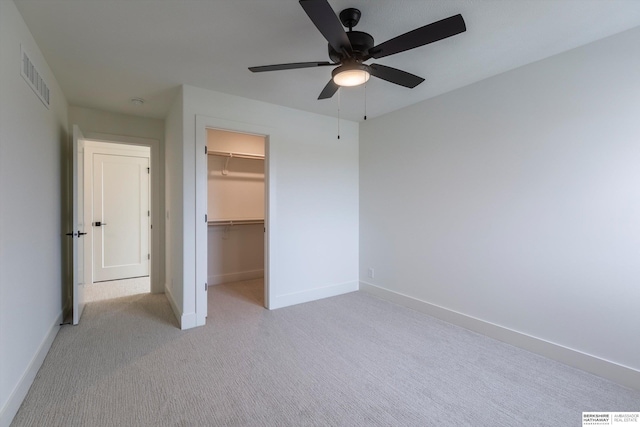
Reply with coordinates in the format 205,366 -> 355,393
339,8 -> 361,32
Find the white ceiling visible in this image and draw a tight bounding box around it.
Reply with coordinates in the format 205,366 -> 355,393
14,0 -> 640,122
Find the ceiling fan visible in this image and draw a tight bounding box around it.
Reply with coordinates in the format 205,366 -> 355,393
249,0 -> 466,100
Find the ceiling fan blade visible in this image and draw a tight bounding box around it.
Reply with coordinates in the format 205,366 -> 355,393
249,61 -> 333,73
369,14 -> 466,59
318,79 -> 339,99
369,64 -> 425,88
300,0 -> 352,54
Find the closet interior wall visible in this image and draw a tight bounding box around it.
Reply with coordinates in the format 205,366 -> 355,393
207,128 -> 265,286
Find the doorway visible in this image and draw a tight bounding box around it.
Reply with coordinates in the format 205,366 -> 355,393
82,138 -> 154,301
207,129 -> 266,305
195,115 -> 272,326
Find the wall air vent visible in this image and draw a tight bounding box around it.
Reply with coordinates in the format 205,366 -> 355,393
20,45 -> 50,108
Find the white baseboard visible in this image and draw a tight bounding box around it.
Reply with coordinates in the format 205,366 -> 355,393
0,311 -> 62,427
359,281 -> 640,391
179,312 -> 197,330
269,280 -> 358,310
208,269 -> 264,286
164,284 -> 197,330
150,279 -> 163,294
164,284 -> 180,325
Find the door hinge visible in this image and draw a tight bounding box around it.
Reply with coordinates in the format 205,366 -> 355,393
148,210 -> 150,217
204,146 -> 208,154
205,282 -> 208,291
148,254 -> 150,260
205,214 -> 208,223
147,167 -> 150,174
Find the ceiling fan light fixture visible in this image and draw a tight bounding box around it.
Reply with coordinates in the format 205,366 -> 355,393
332,63 -> 370,87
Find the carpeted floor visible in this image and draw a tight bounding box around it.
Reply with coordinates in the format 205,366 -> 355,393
11,279 -> 640,426
84,276 -> 151,303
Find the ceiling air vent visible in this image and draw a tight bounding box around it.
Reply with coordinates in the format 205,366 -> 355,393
21,45 -> 50,108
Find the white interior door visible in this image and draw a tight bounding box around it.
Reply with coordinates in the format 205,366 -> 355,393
92,153 -> 150,282
72,125 -> 86,325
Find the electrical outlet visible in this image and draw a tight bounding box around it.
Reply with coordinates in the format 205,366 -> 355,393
367,268 -> 375,279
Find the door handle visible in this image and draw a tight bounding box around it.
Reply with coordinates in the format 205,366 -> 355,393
65,231 -> 87,237
93,221 -> 107,226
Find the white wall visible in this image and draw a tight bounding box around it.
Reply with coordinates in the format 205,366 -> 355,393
207,224 -> 265,285
207,155 -> 264,219
360,27 -> 640,384
182,85 -> 359,323
0,1 -> 69,424
68,106 -> 164,142
164,88 -> 184,321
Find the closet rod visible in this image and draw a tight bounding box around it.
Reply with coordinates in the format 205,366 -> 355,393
208,150 -> 264,160
208,219 -> 264,226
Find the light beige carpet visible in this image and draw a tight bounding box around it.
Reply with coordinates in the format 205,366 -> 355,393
11,279 -> 640,426
84,276 -> 150,303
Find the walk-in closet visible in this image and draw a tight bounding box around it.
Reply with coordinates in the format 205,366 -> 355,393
207,128 -> 265,305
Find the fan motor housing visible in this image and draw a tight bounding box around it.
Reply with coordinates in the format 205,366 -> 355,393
328,31 -> 374,63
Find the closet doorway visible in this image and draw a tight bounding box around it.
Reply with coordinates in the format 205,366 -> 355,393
206,128 -> 267,307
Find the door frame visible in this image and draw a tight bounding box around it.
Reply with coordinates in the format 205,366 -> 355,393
81,133 -> 163,294
195,115 -> 272,326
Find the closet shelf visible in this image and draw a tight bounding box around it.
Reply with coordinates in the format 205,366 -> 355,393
208,150 -> 264,160
208,218 -> 264,226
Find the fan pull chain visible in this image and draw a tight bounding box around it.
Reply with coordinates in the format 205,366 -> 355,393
364,82 -> 367,121
337,89 -> 341,139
